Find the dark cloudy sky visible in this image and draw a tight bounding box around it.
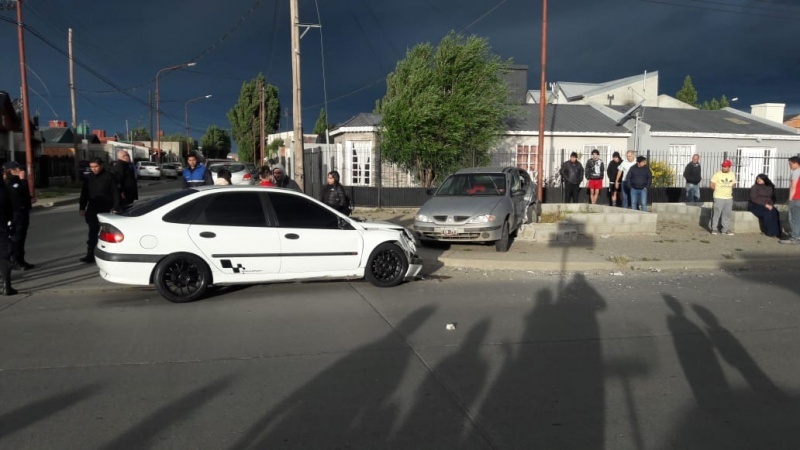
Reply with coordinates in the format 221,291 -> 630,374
1,0 -> 798,152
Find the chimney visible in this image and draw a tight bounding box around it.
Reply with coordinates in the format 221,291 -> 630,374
750,103 -> 785,124
49,119 -> 68,127
94,129 -> 106,138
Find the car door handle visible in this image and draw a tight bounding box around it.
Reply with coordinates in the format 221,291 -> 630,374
284,233 -> 300,240
199,232 -> 216,238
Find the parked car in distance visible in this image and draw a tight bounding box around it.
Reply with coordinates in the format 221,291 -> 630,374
413,166 -> 538,252
208,162 -> 256,185
160,164 -> 179,179
78,159 -> 92,181
94,186 -> 422,302
173,162 -> 184,175
136,161 -> 161,180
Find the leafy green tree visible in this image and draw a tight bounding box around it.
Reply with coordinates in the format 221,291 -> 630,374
227,74 -> 280,164
676,75 -> 698,107
379,31 -> 512,187
700,100 -> 711,110
130,126 -> 151,141
266,138 -> 284,161
719,95 -> 730,108
313,109 -> 328,136
200,125 -> 232,159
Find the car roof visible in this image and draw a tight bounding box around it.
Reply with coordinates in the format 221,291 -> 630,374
453,166 -> 515,175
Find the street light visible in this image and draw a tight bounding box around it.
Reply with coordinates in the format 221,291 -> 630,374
155,61 -> 196,163
185,94 -> 212,156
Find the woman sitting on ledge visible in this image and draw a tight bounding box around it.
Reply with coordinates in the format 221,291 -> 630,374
748,173 -> 781,238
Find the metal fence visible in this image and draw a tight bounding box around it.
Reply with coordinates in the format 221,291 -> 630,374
305,145 -> 798,189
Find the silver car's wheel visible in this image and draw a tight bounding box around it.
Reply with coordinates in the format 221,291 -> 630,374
154,253 -> 211,303
495,221 -> 510,252
365,243 -> 409,287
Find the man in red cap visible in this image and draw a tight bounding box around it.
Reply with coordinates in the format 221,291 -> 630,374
709,159 -> 737,235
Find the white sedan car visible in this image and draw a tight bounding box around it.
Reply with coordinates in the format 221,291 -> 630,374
94,186 -> 423,302
208,162 -> 256,185
136,161 -> 161,180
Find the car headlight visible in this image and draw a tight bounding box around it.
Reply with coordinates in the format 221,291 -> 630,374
415,214 -> 433,223
466,214 -> 495,224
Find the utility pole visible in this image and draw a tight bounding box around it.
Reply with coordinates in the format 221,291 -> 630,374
536,0 -> 548,202
259,81 -> 264,166
149,90 -> 154,159
69,27 -> 79,178
6,0 -> 36,196
289,0 -> 304,191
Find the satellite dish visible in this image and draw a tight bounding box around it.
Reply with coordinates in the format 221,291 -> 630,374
615,100 -> 645,126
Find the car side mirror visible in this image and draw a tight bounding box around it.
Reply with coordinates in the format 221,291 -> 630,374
338,217 -> 354,230
426,188 -> 436,196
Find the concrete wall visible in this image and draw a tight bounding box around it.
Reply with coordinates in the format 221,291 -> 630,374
651,202 -> 790,234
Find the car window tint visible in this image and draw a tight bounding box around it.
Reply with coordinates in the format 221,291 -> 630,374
162,196 -> 211,224
194,192 -> 266,227
437,174 -> 505,196
120,189 -> 198,217
268,192 -> 340,229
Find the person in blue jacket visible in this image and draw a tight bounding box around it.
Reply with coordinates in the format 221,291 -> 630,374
182,152 -> 213,189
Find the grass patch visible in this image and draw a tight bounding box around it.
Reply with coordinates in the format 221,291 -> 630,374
36,189 -> 80,199
721,253 -> 735,260
735,248 -> 743,252
640,257 -> 661,261
539,211 -> 566,223
607,255 -> 631,265
699,239 -> 710,244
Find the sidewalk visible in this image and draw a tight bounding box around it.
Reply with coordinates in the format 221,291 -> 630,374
356,207 -> 800,273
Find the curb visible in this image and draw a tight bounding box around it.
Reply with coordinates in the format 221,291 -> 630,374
437,254 -> 800,273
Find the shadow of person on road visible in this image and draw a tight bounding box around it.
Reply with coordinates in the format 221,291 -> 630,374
0,383 -> 104,440
390,318 -> 492,448
469,273 -> 609,449
101,377 -> 234,450
662,294 -> 800,449
230,305 -> 436,449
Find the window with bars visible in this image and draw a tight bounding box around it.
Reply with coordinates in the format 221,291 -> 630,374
515,144 -> 537,172
350,141 -> 372,186
668,144 -> 696,187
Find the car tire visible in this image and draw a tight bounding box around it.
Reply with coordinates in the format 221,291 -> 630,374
364,242 -> 409,288
154,253 -> 212,303
495,221 -> 510,252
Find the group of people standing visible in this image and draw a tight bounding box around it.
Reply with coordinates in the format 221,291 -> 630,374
183,152 -> 350,215
685,154 -> 800,243
560,149 -> 653,212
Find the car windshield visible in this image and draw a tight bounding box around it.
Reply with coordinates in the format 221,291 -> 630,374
140,162 -> 156,167
435,173 -> 506,196
118,189 -> 198,217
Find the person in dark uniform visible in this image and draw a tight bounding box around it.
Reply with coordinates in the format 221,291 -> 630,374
78,158 -> 118,264
4,161 -> 35,271
0,178 -> 17,295
111,150 -> 138,210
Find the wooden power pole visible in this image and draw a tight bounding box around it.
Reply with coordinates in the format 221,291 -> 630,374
10,0 -> 35,196
289,0 -> 304,191
536,0 -> 548,202
69,28 -> 79,177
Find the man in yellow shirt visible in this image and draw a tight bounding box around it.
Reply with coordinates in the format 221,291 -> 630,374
709,159 -> 736,235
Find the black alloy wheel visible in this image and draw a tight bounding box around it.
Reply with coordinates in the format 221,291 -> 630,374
365,243 -> 409,287
154,253 -> 211,303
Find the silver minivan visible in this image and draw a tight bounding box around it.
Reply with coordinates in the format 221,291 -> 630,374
413,166 -> 537,252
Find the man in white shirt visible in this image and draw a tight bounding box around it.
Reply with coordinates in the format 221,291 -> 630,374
614,150 -> 636,208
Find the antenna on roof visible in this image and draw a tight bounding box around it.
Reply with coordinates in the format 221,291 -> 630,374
616,100 -> 645,126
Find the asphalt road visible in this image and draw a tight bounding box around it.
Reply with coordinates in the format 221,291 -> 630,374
1,181 -> 799,449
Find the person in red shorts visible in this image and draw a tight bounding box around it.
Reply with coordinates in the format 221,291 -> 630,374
585,149 -> 605,204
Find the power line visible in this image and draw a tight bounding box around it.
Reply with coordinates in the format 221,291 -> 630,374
638,0 -> 800,20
